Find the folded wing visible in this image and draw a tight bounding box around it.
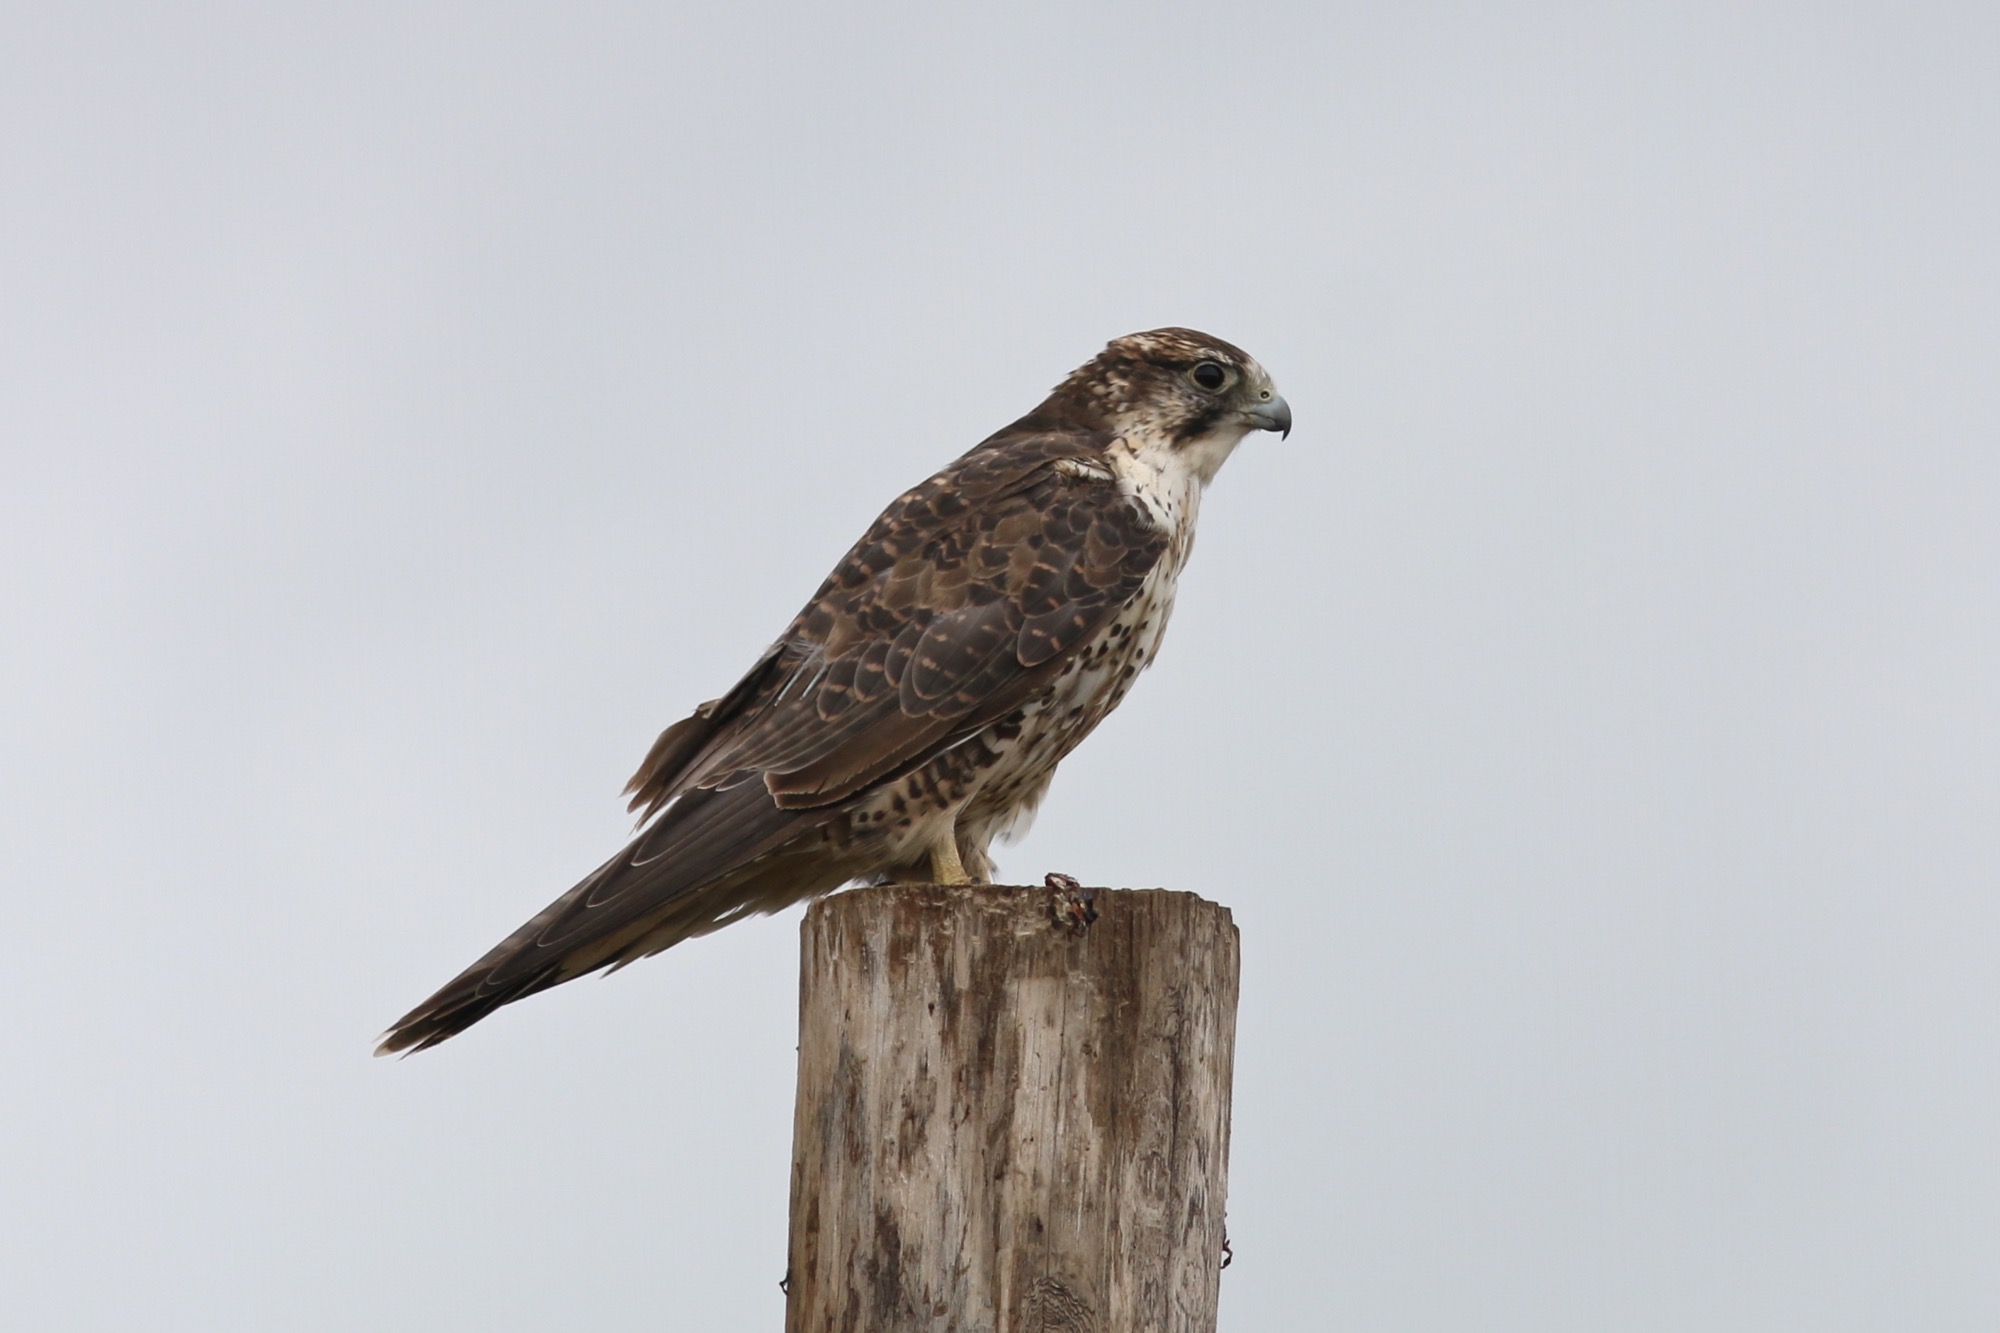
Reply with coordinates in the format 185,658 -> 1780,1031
378,428 -> 1167,1053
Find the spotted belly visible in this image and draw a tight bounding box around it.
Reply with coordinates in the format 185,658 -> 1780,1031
819,555 -> 1185,882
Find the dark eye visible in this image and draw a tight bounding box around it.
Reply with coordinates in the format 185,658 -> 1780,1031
1189,361 -> 1228,392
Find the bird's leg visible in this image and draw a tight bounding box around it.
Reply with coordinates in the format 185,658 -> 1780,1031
929,837 -> 971,886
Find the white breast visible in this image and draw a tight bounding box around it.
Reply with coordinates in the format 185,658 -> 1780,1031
956,556 -> 1182,854
953,421 -> 1254,857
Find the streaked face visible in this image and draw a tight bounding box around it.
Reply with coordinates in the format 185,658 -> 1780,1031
1084,328 -> 1290,450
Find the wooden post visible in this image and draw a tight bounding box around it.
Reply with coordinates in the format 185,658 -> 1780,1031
784,883 -> 1240,1333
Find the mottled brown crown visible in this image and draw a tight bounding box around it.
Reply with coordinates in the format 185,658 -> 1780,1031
1012,327 -> 1264,441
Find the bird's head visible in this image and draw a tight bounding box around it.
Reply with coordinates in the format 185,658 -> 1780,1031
1041,327 -> 1290,476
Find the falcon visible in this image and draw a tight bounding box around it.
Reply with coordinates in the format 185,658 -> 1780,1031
379,328 -> 1290,1054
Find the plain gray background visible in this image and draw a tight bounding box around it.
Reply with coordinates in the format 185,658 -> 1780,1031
4,2 -> 1995,1328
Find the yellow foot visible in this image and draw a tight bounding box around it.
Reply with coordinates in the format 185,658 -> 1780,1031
929,839 -> 971,885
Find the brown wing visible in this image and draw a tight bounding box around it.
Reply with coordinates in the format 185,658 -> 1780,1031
378,428 -> 1165,1054
624,428 -> 1168,816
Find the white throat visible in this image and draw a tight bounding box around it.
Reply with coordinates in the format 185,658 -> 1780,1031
1104,421 -> 1251,535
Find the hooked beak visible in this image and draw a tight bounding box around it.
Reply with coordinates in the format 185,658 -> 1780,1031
1243,395 -> 1292,439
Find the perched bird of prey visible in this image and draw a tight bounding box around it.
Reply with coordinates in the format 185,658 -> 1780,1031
379,328 -> 1289,1054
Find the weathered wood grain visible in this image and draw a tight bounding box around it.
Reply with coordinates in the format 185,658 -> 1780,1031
785,884 -> 1240,1332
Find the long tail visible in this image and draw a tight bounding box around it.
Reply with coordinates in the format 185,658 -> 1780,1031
376,783 -> 847,1054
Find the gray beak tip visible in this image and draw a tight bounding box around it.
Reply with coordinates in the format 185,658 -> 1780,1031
1247,395 -> 1292,438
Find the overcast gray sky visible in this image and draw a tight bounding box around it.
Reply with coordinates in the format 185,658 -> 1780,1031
4,2 -> 1996,1329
